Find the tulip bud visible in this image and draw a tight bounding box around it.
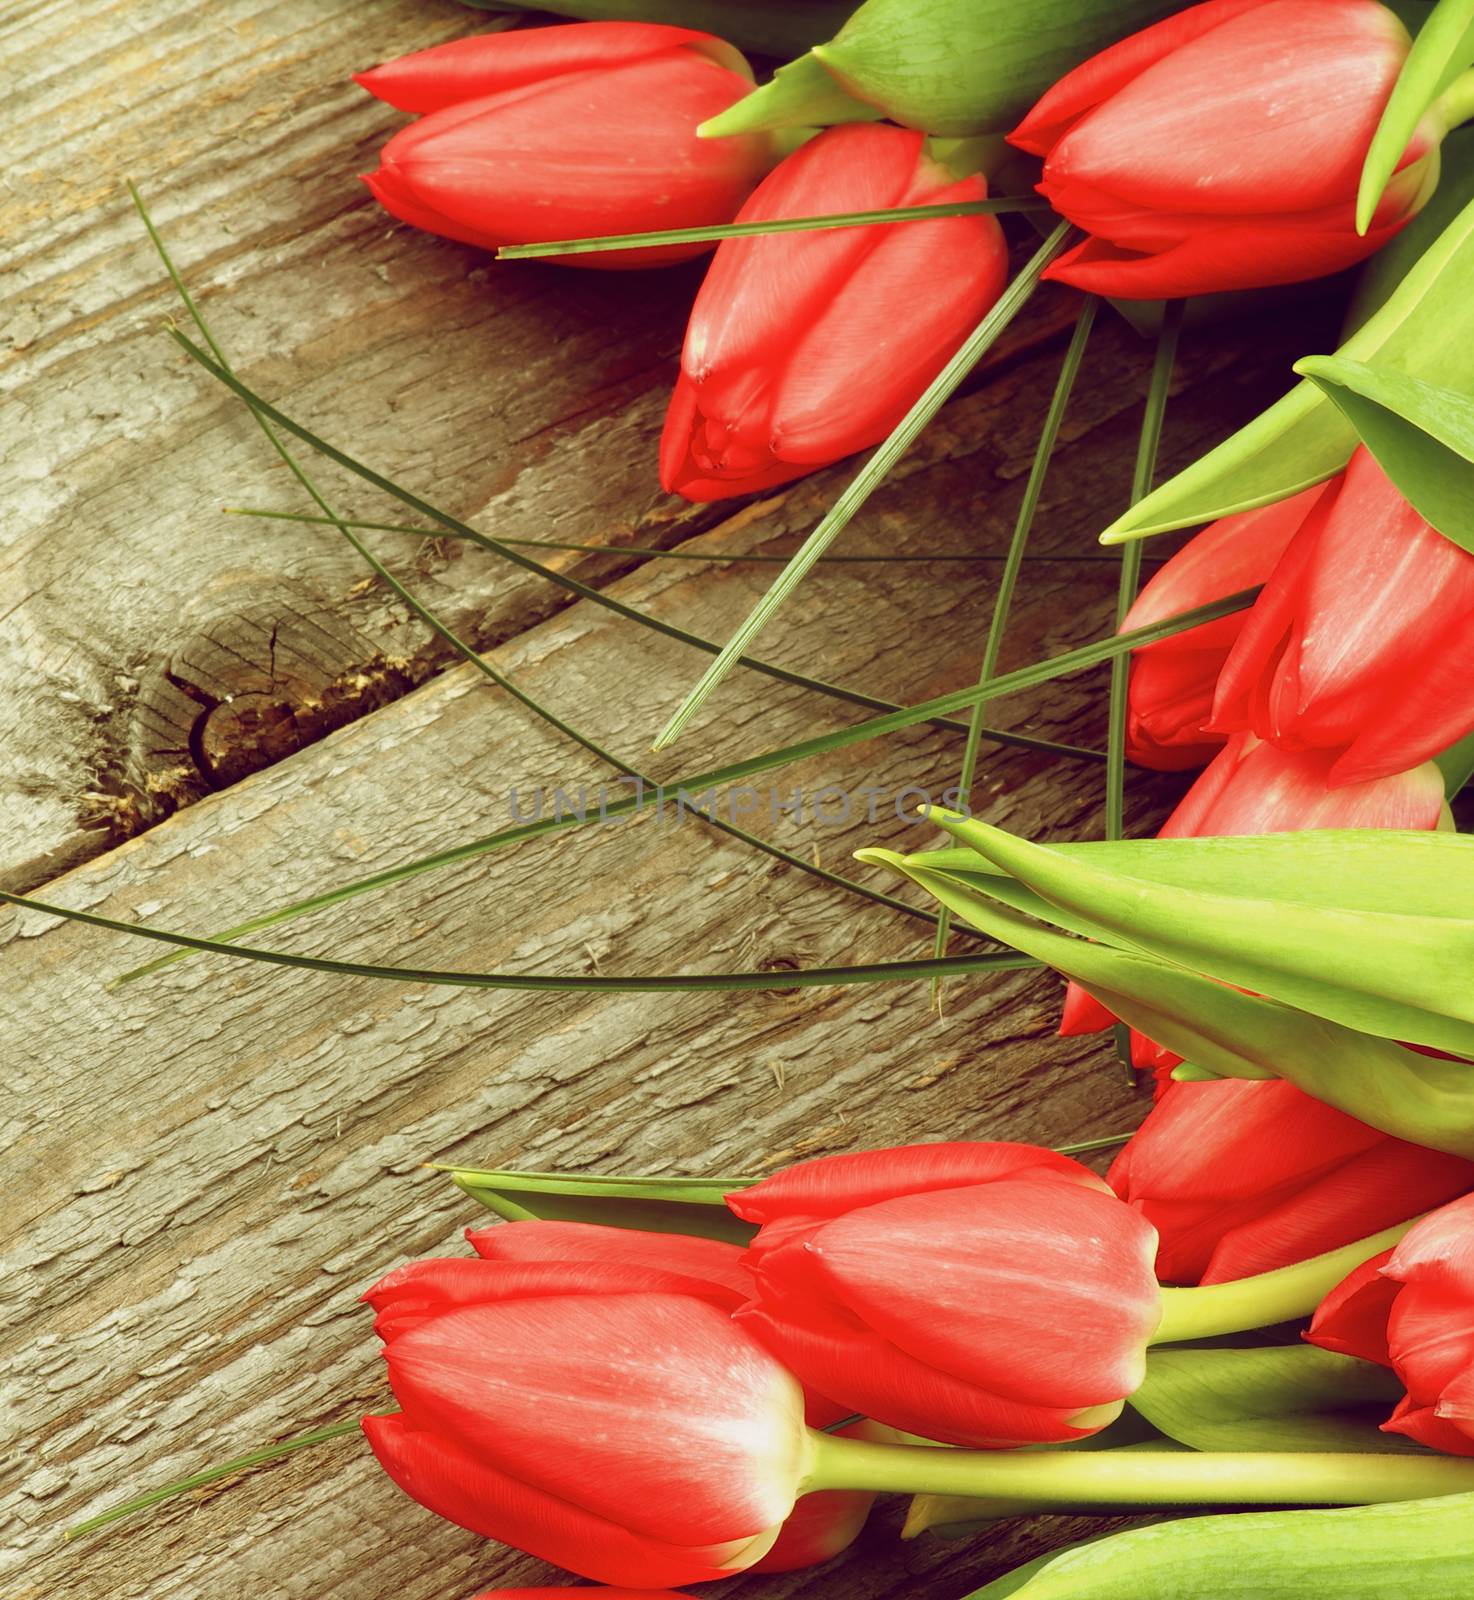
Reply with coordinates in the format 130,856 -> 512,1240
355,23 -> 774,268
1111,1078 -> 1474,1285
1210,447 -> 1474,786
468,1219 -> 880,1566
1121,488 -> 1324,770
1308,1194 -> 1474,1455
1009,0 -> 1440,298
728,1142 -> 1162,1449
372,1220 -> 877,1577
659,123 -> 1008,501
362,1247 -> 807,1585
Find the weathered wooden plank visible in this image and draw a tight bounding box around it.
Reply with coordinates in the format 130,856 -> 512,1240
2,0 -> 1094,890
5,254 -> 1332,1600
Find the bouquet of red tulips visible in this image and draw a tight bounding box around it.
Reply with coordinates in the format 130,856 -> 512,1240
30,0 -> 1474,1596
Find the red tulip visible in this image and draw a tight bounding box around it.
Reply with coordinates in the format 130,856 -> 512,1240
1008,0 -> 1438,298
471,1219 -> 882,1569
368,1220 -> 877,1578
658,124 -> 1009,501
355,23 -> 774,268
1122,488 -> 1323,770
1211,447 -> 1474,785
362,1236 -> 807,1585
728,1142 -> 1161,1449
1308,1194 -> 1474,1455
1110,1078 -> 1474,1285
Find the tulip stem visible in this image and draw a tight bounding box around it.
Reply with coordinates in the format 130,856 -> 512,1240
1150,1219 -> 1417,1344
803,1431 -> 1474,1506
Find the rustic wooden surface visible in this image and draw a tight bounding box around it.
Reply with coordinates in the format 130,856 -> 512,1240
3,4 -> 1346,1599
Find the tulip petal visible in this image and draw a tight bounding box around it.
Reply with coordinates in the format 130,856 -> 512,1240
1306,1249 -> 1398,1365
1059,981 -> 1116,1035
383,1292 -> 803,1543
1159,736 -> 1448,835
801,1180 -> 1160,1409
1113,1079 -> 1382,1208
1381,1392 -> 1474,1455
1386,1194 -> 1474,1291
1437,1365 -> 1474,1431
355,22 -> 750,115
681,124 -> 923,401
1048,0 -> 1407,216
363,1412 -> 774,1585
1204,1138 -> 1474,1283
1042,209 -> 1396,298
464,1219 -> 752,1305
729,1141 -> 1105,1226
735,1302 -> 1092,1450
768,186 -> 1005,462
1008,0 -> 1268,155
1123,489 -> 1324,638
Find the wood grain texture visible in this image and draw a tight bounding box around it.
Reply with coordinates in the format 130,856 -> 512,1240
2,3 -> 1348,1598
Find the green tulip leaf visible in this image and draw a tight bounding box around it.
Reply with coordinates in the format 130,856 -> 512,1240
1294,355 -> 1474,552
1358,0 -> 1474,233
904,826 -> 1474,919
701,0 -> 1172,137
1130,1345 -> 1413,1455
966,1492 -> 1474,1599
443,1165 -> 758,1244
1100,188 -> 1474,542
858,847 -> 1474,1157
922,819 -> 1474,1059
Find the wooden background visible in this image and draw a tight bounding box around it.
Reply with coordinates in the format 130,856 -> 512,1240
2,3 -> 1343,1597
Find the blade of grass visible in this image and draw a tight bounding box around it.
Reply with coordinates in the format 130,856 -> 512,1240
1106,299 -> 1184,1075
929,297 -> 1099,1004
169,329 -> 1097,768
132,188 -> 951,932
64,1418 -> 365,1541
2,885 -> 1039,990
114,586 -> 1255,986
496,197 -> 1052,259
651,222 -> 1076,752
231,507 -> 1158,566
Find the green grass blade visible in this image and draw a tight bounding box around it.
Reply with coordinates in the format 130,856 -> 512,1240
65,1418 -> 364,1541
1105,299 -> 1183,1075
930,297 -> 1099,996
495,197 -> 1052,259
169,330 -> 1096,767
113,584 -> 1253,987
1106,299 -> 1183,843
2,886 -> 1039,990
650,221 -> 1076,752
